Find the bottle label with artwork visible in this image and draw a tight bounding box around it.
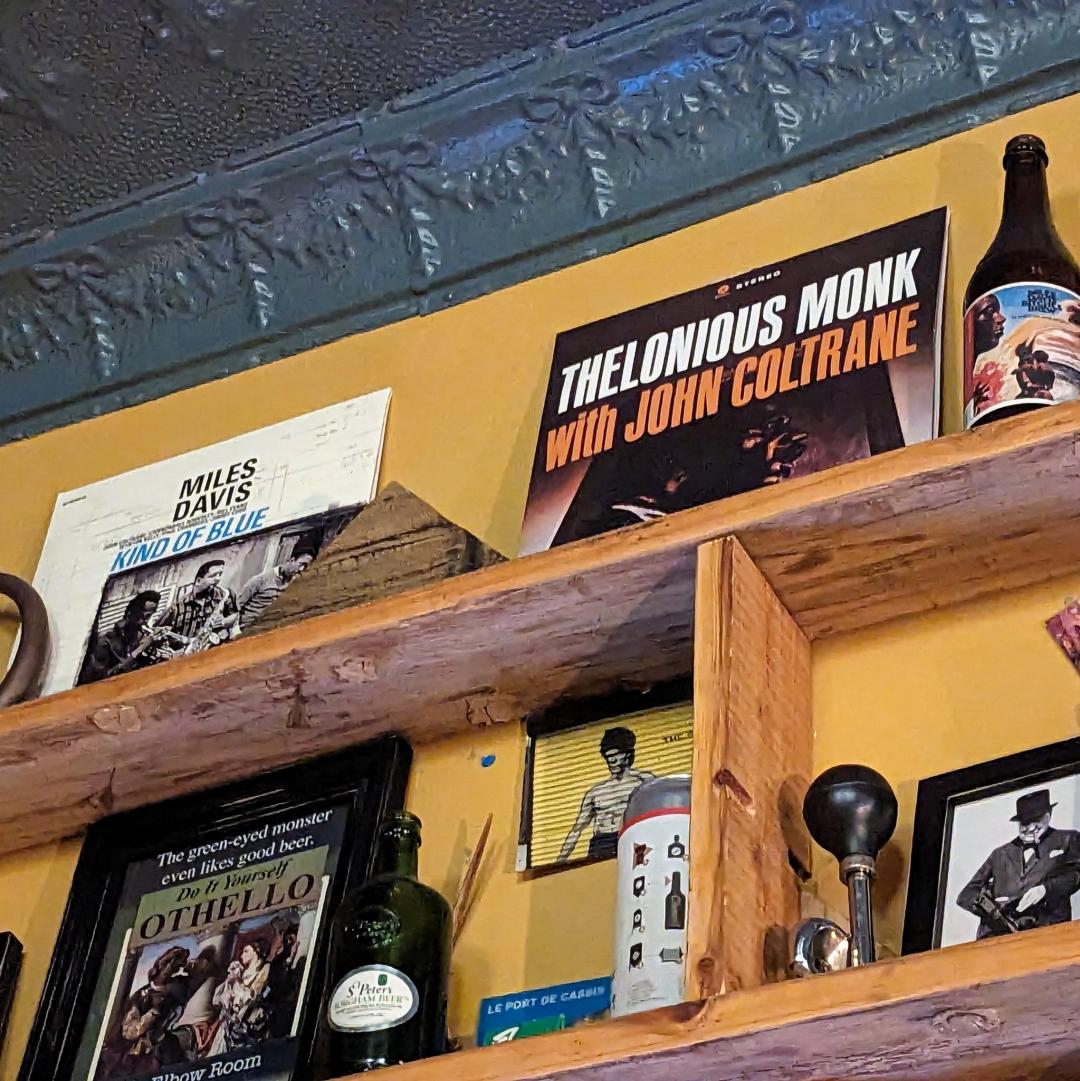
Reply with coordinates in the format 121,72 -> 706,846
964,282 -> 1080,427
327,965 -> 419,1032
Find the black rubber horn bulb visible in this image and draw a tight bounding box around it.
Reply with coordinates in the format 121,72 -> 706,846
802,764 -> 898,863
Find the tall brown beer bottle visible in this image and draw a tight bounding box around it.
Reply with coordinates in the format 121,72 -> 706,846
964,134 -> 1080,428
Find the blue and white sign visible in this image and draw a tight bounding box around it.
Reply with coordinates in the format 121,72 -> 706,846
476,977 -> 612,1046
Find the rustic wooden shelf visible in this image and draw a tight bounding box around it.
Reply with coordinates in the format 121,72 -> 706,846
341,921 -> 1080,1081
3,401 -> 1080,855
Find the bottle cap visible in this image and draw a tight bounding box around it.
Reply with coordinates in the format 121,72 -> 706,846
1004,134 -> 1048,167
380,810 -> 423,841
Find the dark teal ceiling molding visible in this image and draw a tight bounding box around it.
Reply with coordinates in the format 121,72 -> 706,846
1,0 -> 1078,443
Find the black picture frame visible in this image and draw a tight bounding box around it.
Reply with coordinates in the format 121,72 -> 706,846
0,932 -> 24,1056
18,736 -> 411,1081
903,736 -> 1080,955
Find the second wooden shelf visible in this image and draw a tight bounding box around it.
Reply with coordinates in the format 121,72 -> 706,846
1,400 -> 1079,856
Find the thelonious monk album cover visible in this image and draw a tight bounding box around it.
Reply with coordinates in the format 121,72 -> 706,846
520,210 -> 948,553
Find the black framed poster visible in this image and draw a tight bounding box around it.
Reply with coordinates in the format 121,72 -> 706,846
18,737 -> 411,1081
0,931 -> 22,1052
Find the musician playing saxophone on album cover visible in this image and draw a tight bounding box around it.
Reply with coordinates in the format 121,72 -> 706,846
156,559 -> 240,654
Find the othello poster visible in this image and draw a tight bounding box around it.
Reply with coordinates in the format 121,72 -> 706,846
71,807 -> 348,1081
520,210 -> 948,553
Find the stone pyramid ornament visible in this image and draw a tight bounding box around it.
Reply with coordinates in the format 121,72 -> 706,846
246,482 -> 504,635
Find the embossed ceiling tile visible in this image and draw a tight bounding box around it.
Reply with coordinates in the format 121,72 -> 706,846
139,0 -> 261,65
363,16 -> 783,302
958,0 -> 1079,88
709,0 -> 977,153
368,0 -> 978,298
0,19 -> 81,130
0,0 -> 659,240
0,123 -> 414,426
274,136 -> 414,332
3,0 -> 1080,441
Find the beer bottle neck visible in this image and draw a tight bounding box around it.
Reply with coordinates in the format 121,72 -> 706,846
996,156 -> 1056,247
376,832 -> 419,878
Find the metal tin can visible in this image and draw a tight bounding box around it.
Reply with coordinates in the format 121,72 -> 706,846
611,775 -> 690,1017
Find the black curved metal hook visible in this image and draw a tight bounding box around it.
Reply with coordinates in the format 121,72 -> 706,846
0,572 -> 50,707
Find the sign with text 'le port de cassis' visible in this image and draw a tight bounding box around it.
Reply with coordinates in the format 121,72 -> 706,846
476,977 -> 612,1046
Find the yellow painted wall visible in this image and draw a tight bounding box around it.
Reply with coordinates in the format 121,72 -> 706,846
2,92 -> 1080,1076
813,578 -> 1080,952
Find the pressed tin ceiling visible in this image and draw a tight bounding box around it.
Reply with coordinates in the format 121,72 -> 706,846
0,0 -> 1078,442
0,0 -> 657,239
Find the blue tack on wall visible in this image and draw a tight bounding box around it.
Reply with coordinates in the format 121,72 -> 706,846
481,754 -> 496,768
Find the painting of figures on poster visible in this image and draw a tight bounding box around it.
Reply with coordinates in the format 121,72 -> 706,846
75,805 -> 350,1081
520,211 -> 948,553
30,391 -> 390,695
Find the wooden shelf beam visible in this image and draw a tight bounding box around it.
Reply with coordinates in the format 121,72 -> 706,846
688,537 -> 811,998
350,921 -> 1080,1081
2,402 -> 1080,855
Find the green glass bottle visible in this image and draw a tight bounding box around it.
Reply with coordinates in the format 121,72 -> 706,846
311,812 -> 451,1076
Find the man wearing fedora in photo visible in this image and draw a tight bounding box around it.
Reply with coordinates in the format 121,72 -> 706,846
958,788 -> 1080,939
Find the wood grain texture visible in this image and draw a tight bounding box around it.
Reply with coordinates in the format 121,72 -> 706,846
688,538 -> 811,999
343,920 -> 1080,1081
2,402 -> 1080,855
0,539 -> 697,855
248,482 -> 504,635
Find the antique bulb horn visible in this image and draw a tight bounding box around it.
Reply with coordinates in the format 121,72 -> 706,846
793,765 -> 897,972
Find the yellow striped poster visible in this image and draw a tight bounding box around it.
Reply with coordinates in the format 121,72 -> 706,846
523,702 -> 693,870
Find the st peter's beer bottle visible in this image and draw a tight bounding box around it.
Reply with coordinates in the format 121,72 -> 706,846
311,812 -> 450,1076
964,134 -> 1080,427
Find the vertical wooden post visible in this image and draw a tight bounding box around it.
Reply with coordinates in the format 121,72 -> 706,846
687,536 -> 812,1000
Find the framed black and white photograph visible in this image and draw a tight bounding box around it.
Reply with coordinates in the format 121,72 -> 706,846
18,737 -> 410,1081
903,737 -> 1080,954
